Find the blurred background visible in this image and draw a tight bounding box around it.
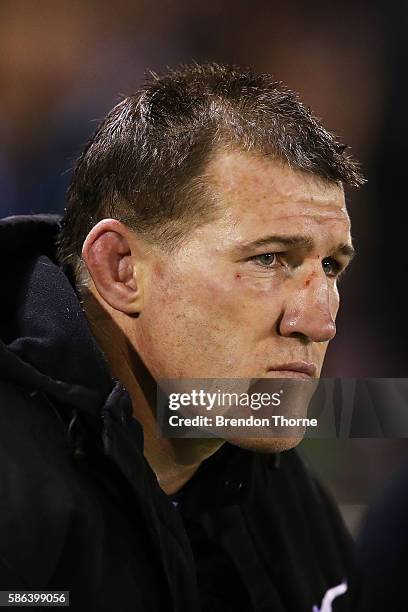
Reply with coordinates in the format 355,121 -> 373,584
1,0 -> 407,534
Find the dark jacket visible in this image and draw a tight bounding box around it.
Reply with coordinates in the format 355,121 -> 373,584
0,214 -> 354,611
353,461 -> 408,611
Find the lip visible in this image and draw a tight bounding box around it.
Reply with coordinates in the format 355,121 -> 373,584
267,361 -> 317,379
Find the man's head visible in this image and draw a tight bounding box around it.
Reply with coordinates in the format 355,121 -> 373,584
56,63 -> 363,428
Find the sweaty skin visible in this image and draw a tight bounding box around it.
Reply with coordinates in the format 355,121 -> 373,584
82,150 -> 353,493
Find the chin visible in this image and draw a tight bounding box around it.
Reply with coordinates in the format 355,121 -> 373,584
228,436 -> 303,453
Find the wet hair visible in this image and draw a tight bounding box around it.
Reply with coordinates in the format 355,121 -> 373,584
56,62 -> 364,291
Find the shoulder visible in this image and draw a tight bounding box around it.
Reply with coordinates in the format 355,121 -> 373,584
0,378 -> 69,460
255,448 -> 347,524
0,379 -> 92,586
251,447 -> 354,562
354,462 -> 408,610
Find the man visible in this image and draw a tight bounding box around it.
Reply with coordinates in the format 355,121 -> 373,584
0,63 -> 363,611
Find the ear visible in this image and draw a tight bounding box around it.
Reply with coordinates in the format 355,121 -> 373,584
82,219 -> 143,315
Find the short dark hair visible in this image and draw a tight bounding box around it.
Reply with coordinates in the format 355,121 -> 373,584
56,62 -> 364,290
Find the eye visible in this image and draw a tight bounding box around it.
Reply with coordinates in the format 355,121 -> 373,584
251,253 -> 278,267
322,257 -> 341,277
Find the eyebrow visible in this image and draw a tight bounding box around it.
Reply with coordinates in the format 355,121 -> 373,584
237,234 -> 356,259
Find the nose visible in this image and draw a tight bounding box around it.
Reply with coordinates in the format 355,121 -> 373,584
278,273 -> 337,343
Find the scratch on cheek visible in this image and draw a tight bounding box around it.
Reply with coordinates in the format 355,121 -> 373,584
304,272 -> 317,288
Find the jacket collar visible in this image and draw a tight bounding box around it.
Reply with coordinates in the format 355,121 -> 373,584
0,214 -> 113,416
169,442 -> 256,517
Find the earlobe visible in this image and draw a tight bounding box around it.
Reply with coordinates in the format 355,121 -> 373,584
81,219 -> 143,315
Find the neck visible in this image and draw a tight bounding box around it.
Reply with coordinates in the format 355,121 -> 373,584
83,289 -> 223,494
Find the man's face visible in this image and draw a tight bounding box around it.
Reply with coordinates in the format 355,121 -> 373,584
135,150 -> 353,384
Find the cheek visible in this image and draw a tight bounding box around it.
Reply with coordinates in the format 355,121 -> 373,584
234,268 -> 284,298
148,265 -> 283,341
233,273 -> 289,333
139,281 -> 247,377
145,270 -> 235,340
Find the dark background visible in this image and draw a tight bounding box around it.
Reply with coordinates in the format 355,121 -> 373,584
1,0 -> 407,533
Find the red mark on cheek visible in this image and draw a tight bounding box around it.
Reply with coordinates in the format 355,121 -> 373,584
304,272 -> 317,288
235,273 -> 241,279
154,263 -> 163,279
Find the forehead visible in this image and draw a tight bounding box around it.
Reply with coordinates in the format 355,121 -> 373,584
206,150 -> 349,240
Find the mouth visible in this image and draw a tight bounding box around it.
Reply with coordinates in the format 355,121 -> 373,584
267,361 -> 317,379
